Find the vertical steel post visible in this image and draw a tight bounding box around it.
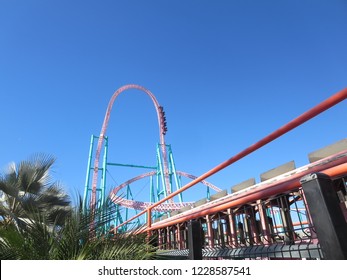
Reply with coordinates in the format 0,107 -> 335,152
168,145 -> 183,202
101,136 -> 108,205
301,189 -> 319,243
156,168 -> 160,201
278,195 -> 295,244
176,224 -> 181,250
101,136 -> 108,232
157,144 -> 167,198
227,208 -> 238,247
183,225 -> 188,249
158,229 -> 162,249
147,209 -> 152,239
246,207 -> 260,245
125,185 -> 131,231
300,173 -> 347,259
217,217 -> 225,247
83,135 -> 95,212
206,215 -> 214,247
149,175 -> 154,204
257,200 -> 271,244
188,220 -> 203,260
243,212 -> 252,245
166,227 -> 171,249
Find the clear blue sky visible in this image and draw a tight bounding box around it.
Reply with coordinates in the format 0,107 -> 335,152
1,1 -> 346,210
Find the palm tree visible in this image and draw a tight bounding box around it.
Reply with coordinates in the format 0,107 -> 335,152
0,198 -> 156,260
0,153 -> 71,228
0,154 -> 157,260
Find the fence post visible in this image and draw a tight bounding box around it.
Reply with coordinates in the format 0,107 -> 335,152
300,173 -> 347,259
187,220 -> 203,260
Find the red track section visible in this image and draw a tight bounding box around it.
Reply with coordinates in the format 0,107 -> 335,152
109,170 -> 222,211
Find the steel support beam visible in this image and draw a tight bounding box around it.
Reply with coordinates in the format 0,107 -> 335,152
300,173 -> 347,259
187,220 -> 203,260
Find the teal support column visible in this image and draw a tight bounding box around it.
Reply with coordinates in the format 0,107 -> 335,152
83,135 -> 96,213
125,184 -> 131,232
168,145 -> 183,203
157,144 -> 167,198
149,175 -> 154,204
101,136 -> 108,232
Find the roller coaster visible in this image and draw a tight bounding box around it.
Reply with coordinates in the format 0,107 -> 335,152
83,85 -> 347,259
83,84 -> 221,229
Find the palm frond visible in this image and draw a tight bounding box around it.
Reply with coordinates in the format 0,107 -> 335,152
17,153 -> 56,194
0,155 -> 157,260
